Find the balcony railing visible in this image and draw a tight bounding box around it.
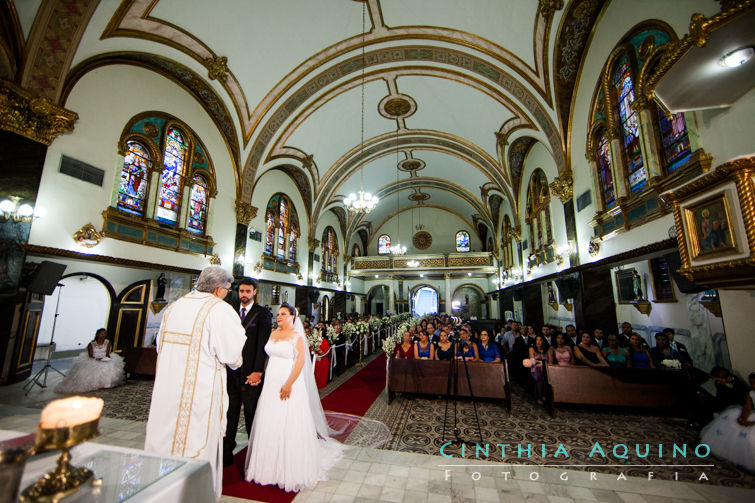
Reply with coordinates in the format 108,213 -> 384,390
351,252 -> 495,273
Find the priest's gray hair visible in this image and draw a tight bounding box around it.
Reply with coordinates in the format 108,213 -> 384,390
195,266 -> 233,293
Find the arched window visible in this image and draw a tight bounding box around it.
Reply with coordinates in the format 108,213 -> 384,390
612,53 -> 646,193
155,126 -> 188,225
656,106 -> 691,174
455,231 -> 470,252
596,130 -> 615,208
321,227 -> 338,274
526,170 -> 552,251
378,234 -> 391,255
263,194 -> 299,263
117,141 -> 150,216
186,175 -> 209,234
501,215 -> 514,269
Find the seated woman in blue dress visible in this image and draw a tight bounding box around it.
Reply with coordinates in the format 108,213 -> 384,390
477,330 -> 501,363
456,326 -> 479,361
414,331 -> 435,360
602,333 -> 630,368
628,334 -> 655,368
434,330 -> 454,361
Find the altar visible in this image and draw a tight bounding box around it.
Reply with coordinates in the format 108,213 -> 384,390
1,430 -> 214,503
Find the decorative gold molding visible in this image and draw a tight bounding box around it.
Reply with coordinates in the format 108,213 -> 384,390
308,236 -> 320,251
549,172 -> 574,204
631,299 -> 652,316
0,80 -> 77,145
73,223 -> 102,248
204,56 -> 228,82
538,0 -> 564,18
208,254 -> 221,265
234,201 -> 257,226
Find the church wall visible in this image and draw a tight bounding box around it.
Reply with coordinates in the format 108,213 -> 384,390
313,209 -> 345,289
245,168 -> 309,286
516,141 -> 568,282
539,281 -> 576,330
367,208 -> 481,255
718,290 -> 755,380
27,65 -> 239,270
696,87 -> 755,163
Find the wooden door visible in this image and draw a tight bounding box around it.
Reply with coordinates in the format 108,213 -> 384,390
11,292 -> 44,381
108,280 -> 151,352
522,284 -> 544,326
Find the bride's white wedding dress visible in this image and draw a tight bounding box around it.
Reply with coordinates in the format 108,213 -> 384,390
244,337 -> 345,492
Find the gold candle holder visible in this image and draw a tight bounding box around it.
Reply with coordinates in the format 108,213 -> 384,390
19,418 -> 101,502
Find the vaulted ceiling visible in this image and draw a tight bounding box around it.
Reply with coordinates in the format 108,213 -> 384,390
4,0 -> 608,249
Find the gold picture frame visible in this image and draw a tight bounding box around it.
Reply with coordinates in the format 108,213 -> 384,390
683,194 -> 737,260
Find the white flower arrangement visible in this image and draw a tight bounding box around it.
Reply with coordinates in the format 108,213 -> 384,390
356,320 -> 369,336
661,358 -> 681,369
307,329 -> 323,351
369,317 -> 381,331
325,325 -> 338,344
342,322 -> 355,341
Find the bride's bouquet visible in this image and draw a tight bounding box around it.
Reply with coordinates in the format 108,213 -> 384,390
307,328 -> 323,352
661,358 -> 682,369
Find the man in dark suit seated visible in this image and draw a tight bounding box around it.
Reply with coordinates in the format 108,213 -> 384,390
662,327 -> 693,366
591,328 -> 607,349
223,277 -> 272,467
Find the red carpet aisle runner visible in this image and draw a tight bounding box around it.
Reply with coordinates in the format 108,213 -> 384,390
221,353 -> 387,502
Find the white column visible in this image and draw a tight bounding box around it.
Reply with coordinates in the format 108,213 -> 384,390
445,274 -> 452,315
388,279 -> 395,314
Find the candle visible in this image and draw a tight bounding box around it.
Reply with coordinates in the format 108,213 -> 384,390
40,396 -> 104,429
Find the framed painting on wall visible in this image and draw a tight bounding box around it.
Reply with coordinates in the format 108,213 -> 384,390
683,194 -> 737,259
615,268 -> 642,304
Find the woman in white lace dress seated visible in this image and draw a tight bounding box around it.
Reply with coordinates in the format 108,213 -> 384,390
55,328 -> 125,393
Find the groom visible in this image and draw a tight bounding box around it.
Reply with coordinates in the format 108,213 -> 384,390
223,277 -> 272,467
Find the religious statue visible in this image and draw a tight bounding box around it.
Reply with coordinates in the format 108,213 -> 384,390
155,273 -> 167,301
632,270 -> 643,300
547,282 -> 557,304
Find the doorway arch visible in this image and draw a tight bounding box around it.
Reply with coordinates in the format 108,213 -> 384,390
365,284 -> 393,315
38,273 -> 114,352
321,295 -> 331,322
451,283 -> 487,319
410,284 -> 439,316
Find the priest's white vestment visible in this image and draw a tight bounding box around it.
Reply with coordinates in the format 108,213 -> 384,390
144,291 -> 246,498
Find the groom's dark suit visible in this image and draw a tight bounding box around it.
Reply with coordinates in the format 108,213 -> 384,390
223,300 -> 272,466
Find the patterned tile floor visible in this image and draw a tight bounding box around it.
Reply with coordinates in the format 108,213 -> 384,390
1,357 -> 754,502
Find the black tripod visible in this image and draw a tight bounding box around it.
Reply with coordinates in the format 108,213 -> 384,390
442,341 -> 483,445
24,283 -> 66,394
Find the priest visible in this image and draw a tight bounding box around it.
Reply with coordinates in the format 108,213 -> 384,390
145,266 -> 247,498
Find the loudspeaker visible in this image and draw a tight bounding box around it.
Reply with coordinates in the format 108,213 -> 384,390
27,261 -> 67,295
555,276 -> 579,299
663,251 -> 706,294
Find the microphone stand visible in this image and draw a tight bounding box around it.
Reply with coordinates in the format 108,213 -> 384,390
25,283 -> 67,394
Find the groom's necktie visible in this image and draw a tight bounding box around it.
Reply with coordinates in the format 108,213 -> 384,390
240,307 -> 246,320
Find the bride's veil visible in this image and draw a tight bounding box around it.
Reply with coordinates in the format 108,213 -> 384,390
292,309 -> 391,448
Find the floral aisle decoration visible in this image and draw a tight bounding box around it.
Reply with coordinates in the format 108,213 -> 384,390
325,325 -> 338,344
307,328 -> 323,351
342,322 -> 355,343
369,317 -> 382,332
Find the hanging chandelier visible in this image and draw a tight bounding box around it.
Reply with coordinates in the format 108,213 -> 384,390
343,2 -> 379,214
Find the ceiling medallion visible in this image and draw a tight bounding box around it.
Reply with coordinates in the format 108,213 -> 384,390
397,158 -> 426,172
413,231 -> 432,250
408,191 -> 430,202
378,93 -> 417,119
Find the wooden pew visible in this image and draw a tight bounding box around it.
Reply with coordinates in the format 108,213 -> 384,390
544,364 -> 694,416
387,358 -> 511,412
124,346 -> 157,377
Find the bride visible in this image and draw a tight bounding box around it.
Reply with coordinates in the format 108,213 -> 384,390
244,303 -> 345,492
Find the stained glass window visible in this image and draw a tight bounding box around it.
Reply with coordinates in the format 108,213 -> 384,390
526,170 -> 552,251
277,197 -> 288,259
263,194 -> 298,263
657,106 -> 691,174
155,127 -> 187,224
597,133 -> 615,208
613,54 -> 646,192
322,227 -> 338,273
186,176 -> 208,234
378,235 -> 391,255
117,141 -> 150,216
455,231 -> 470,252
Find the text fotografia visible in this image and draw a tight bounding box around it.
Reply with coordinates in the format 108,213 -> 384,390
439,442 -> 711,460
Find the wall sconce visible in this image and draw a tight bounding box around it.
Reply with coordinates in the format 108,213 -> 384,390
0,196 -> 43,222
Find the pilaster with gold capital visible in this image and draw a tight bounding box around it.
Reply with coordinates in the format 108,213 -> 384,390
234,201 -> 257,226
308,237 -> 320,251
0,80 -> 77,145
549,173 -> 574,204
